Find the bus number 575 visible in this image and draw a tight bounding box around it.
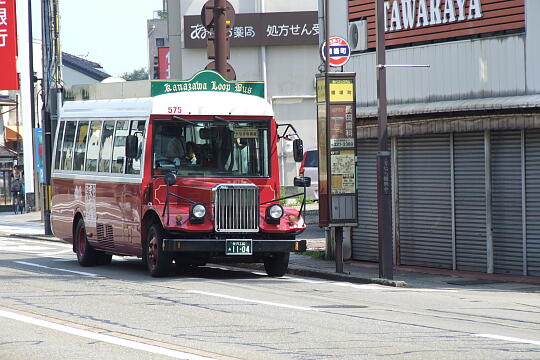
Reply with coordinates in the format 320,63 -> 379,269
167,106 -> 182,114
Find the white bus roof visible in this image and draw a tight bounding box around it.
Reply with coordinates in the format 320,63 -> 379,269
61,91 -> 274,119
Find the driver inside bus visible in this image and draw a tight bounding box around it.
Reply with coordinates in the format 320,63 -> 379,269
166,137 -> 186,166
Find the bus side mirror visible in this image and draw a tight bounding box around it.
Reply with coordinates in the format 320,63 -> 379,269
294,176 -> 311,188
164,172 -> 177,186
126,135 -> 138,158
293,139 -> 303,162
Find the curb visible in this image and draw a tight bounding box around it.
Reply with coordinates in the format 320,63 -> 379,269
9,233 -> 407,287
234,263 -> 408,287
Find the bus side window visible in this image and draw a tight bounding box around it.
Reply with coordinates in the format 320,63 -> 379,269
112,120 -> 129,174
126,120 -> 145,175
99,121 -> 115,173
73,121 -> 89,171
61,121 -> 77,171
54,122 -> 65,170
85,121 -> 102,172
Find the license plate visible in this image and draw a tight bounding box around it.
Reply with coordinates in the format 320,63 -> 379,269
226,240 -> 253,255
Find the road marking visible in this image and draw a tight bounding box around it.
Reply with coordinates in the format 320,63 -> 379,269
473,334 -> 540,346
0,309 -> 217,360
188,290 -> 318,312
14,261 -> 99,277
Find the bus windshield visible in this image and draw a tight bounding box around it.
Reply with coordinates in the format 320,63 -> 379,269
153,119 -> 270,177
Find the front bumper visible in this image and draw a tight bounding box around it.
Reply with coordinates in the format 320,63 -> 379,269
162,239 -> 307,253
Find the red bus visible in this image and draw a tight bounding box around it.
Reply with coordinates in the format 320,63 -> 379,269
51,76 -> 310,277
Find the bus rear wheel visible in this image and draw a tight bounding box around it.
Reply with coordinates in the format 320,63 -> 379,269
264,252 -> 290,277
145,224 -> 172,277
74,219 -> 97,267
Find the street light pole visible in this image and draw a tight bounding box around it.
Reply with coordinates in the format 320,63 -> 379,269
376,0 -> 393,279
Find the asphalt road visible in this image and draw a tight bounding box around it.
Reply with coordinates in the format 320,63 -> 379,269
1,235 -> 539,359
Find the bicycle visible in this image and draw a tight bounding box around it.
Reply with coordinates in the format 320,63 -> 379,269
12,191 -> 25,214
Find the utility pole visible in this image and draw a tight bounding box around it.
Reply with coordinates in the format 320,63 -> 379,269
376,0 -> 393,280
213,0 -> 228,78
40,0 -> 61,235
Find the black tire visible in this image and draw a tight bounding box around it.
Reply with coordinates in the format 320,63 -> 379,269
74,219 -> 97,267
96,252 -> 113,265
264,252 -> 290,277
145,224 -> 172,277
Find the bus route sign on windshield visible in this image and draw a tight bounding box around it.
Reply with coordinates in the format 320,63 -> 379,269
151,70 -> 265,98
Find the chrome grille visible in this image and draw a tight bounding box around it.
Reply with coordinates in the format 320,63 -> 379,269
214,184 -> 259,233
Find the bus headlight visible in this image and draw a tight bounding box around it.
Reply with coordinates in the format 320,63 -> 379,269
190,204 -> 206,224
266,204 -> 283,224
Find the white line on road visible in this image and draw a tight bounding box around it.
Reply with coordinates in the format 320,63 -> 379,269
0,309 -> 217,360
473,334 -> 540,346
188,290 -> 318,312
14,261 -> 99,277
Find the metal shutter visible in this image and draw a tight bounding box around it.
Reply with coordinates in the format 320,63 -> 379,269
454,133 -> 487,272
492,131 -> 523,275
398,136 -> 452,269
526,130 -> 540,276
352,139 -> 378,261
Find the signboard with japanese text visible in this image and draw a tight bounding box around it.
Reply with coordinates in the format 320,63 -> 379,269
184,11 -> 318,48
0,0 -> 19,90
158,47 -> 170,79
151,70 -> 264,98
316,73 -> 357,227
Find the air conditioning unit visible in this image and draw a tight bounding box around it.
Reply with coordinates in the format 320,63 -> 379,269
348,20 -> 367,52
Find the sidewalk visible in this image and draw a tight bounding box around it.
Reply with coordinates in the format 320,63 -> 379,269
2,212 -> 540,288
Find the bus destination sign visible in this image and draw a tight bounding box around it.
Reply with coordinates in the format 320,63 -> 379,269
151,70 -> 265,98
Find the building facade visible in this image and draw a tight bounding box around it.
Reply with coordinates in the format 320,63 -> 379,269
157,0 -> 319,185
329,0 -> 540,276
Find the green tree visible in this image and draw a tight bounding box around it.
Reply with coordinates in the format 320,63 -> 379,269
121,67 -> 149,81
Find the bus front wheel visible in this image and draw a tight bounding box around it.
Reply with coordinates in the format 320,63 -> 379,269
74,219 -> 97,267
263,252 -> 290,277
145,224 -> 172,277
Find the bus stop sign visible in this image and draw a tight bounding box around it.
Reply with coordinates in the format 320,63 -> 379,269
320,36 -> 351,67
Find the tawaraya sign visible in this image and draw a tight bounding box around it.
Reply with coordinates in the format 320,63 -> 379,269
348,0 -> 525,49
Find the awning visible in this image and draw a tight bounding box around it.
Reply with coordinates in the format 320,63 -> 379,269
4,126 -> 22,142
357,94 -> 540,119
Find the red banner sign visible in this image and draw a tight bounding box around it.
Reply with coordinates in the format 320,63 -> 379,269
158,46 -> 170,79
0,0 -> 19,90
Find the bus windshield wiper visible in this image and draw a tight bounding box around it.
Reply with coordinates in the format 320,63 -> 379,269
214,116 -> 230,125
172,116 -> 197,126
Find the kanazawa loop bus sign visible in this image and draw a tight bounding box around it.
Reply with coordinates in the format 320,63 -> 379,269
321,36 -> 351,68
